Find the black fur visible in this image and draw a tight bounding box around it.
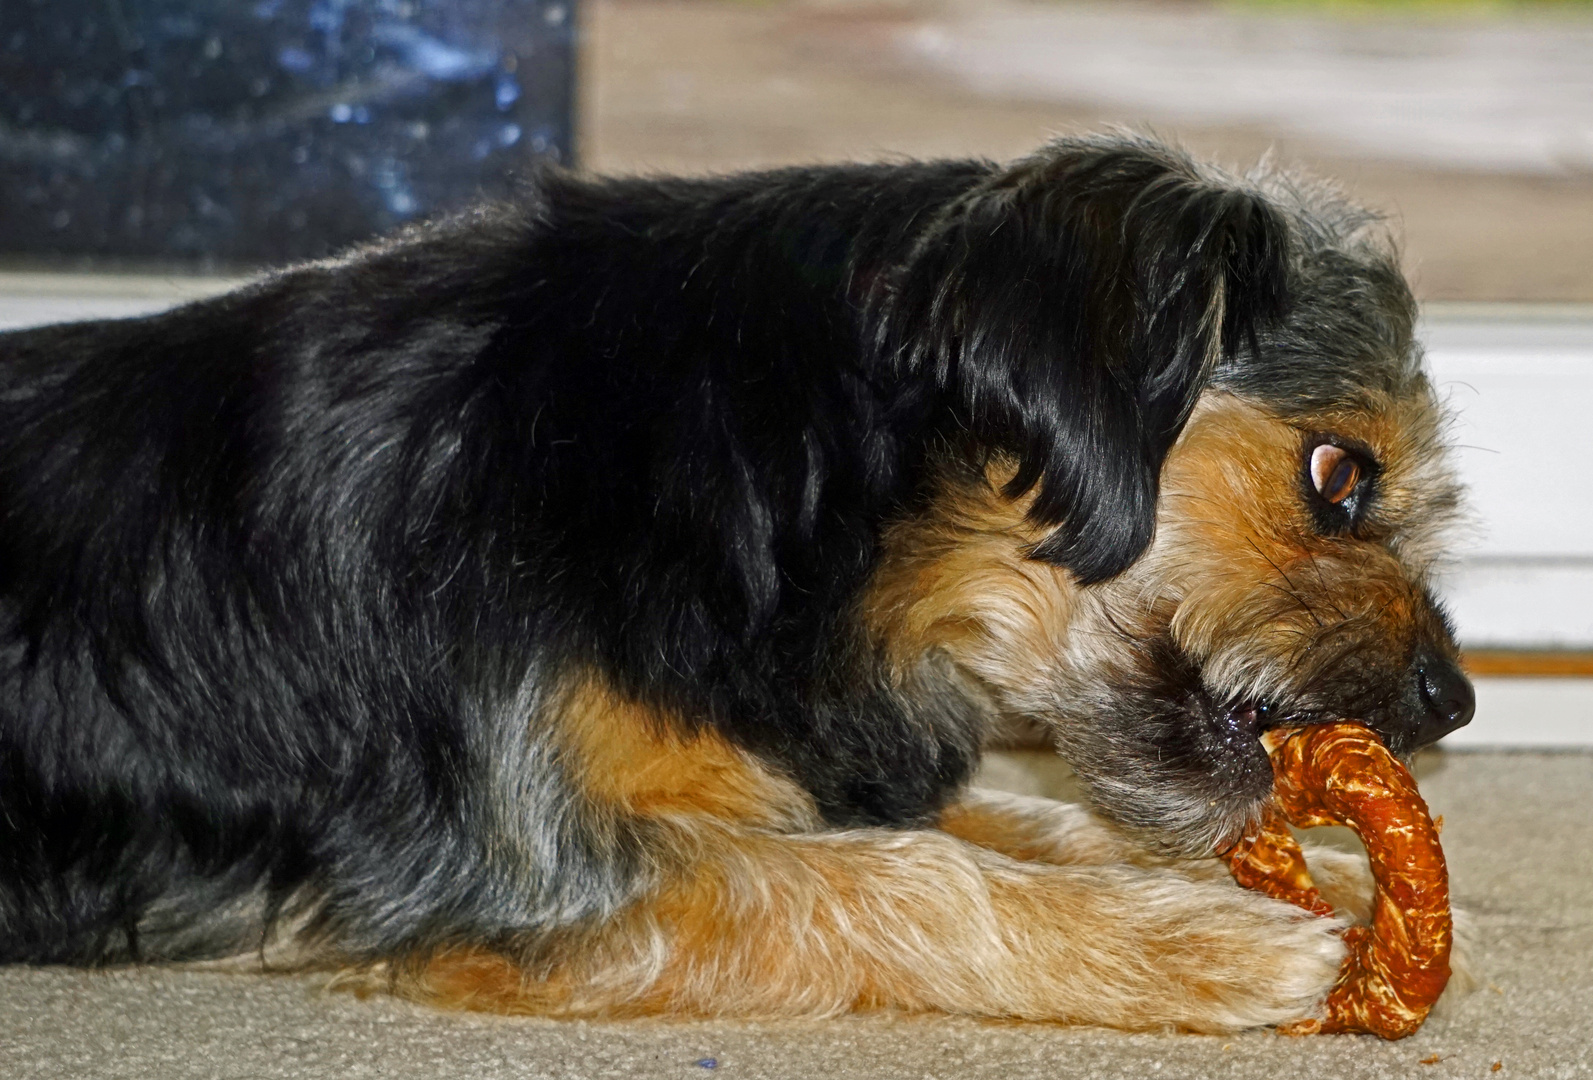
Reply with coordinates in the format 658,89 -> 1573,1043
1,136 -> 1294,964
879,144 -> 1289,580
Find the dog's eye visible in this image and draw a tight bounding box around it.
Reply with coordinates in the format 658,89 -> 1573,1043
1302,435 -> 1378,534
1309,444 -> 1362,505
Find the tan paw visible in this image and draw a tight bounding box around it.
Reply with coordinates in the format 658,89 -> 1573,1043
1146,876 -> 1347,1032
1014,866 -> 1346,1033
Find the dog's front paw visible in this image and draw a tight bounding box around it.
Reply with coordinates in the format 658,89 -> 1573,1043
1017,867 -> 1345,1033
1146,877 -> 1347,1032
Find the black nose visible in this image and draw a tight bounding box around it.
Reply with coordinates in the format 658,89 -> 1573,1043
1413,653 -> 1475,747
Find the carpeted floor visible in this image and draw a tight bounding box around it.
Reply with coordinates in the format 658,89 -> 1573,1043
3,750 -> 1590,1079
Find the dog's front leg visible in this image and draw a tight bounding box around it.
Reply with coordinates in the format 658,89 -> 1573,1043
939,787 -> 1217,871
404,817 -> 1344,1032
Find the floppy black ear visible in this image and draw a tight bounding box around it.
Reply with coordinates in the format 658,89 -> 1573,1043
876,137 -> 1291,584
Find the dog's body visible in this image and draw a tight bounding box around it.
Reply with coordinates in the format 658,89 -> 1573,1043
0,137 -> 1472,1030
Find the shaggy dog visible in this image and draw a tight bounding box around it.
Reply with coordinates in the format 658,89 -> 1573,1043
0,135 -> 1473,1031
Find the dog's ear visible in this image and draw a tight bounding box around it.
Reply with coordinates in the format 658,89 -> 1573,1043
878,138 -> 1290,584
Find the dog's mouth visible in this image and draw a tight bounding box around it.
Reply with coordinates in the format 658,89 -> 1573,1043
1221,695 -> 1388,758
1217,696 -> 1314,747
1222,690 -> 1421,763
1223,698 -> 1274,738
1062,631 -> 1444,855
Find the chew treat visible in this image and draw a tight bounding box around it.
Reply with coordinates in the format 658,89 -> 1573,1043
1221,805 -> 1335,919
1225,722 -> 1452,1040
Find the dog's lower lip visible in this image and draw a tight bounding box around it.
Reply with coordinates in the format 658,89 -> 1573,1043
1256,714 -> 1375,756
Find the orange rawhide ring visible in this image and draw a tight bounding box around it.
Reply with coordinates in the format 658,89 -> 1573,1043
1222,722 -> 1452,1039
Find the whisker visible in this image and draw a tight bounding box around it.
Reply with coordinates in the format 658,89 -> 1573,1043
1247,538 -> 1324,628
1304,553 -> 1352,622
1257,579 -> 1324,627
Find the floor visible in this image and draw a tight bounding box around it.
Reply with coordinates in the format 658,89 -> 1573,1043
3,751 -> 1590,1079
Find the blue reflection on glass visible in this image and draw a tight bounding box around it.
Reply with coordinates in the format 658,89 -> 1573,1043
371,22 -> 496,81
277,46 -> 315,72
494,73 -> 520,110
0,0 -> 574,262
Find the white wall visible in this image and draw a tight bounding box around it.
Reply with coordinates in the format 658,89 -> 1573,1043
0,273 -> 241,331
1424,309 -> 1593,649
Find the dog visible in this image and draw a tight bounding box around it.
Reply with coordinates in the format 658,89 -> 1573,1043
0,134 -> 1474,1032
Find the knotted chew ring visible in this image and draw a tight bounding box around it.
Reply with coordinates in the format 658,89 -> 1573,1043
1222,721 -> 1452,1039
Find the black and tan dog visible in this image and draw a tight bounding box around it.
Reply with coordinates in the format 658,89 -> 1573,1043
0,135 -> 1473,1031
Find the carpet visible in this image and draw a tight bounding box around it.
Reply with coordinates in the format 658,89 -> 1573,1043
3,750 -> 1589,1079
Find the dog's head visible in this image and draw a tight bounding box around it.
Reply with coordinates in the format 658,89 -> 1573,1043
866,136 -> 1470,855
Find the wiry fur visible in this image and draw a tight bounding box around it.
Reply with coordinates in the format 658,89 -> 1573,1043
0,134 -> 1469,1032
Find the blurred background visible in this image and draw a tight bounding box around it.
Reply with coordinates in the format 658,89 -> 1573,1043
582,0 -> 1593,305
2,0 -> 1590,743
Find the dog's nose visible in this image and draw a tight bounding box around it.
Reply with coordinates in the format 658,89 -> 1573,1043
1412,653 -> 1475,747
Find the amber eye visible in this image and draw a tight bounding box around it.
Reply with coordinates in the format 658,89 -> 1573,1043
1309,443 -> 1362,505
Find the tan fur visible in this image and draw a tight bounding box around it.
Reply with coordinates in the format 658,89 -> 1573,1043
942,788 -> 1231,881
404,811 -> 1345,1030
938,788 -> 1110,865
860,457 -> 1075,707
558,678 -> 817,830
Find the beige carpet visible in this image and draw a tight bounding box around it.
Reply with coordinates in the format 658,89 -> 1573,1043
3,750 -> 1590,1079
